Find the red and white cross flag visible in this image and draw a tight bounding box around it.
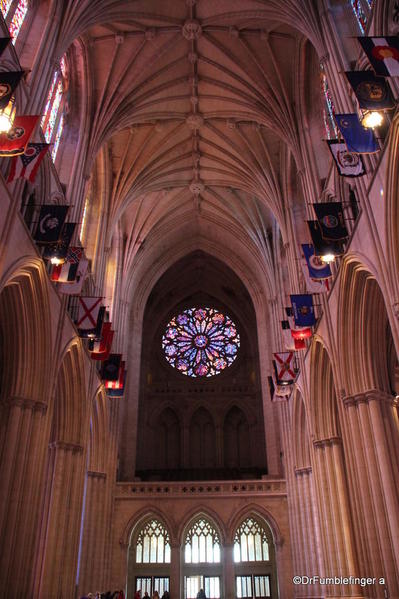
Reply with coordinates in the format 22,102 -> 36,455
273,352 -> 297,384
76,297 -> 103,330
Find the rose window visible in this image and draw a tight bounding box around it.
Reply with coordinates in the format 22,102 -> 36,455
162,307 -> 240,378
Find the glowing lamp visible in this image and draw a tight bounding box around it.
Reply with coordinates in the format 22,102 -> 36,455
50,256 -> 64,265
320,253 -> 336,264
0,96 -> 16,133
361,110 -> 383,130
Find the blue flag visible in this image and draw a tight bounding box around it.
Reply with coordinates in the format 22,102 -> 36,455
335,114 -> 378,154
302,244 -> 332,279
290,294 -> 316,327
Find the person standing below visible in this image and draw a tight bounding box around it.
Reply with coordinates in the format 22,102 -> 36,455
153,589 -> 160,599
196,589 -> 206,599
161,591 -> 170,599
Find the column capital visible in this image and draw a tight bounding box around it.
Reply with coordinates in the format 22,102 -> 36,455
313,436 -> 342,448
343,389 -> 397,408
49,441 -> 84,453
7,395 -> 47,413
294,466 -> 312,476
87,470 -> 107,479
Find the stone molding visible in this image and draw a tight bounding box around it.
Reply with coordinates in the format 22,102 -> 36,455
343,389 -> 397,408
7,395 -> 47,413
48,441 -> 84,453
294,466 -> 312,476
87,470 -> 107,479
115,479 -> 286,499
313,436 -> 342,449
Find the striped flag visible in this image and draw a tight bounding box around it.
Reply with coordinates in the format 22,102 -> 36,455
105,361 -> 126,390
7,143 -> 49,183
90,322 -> 114,361
358,36 -> 399,77
50,247 -> 82,282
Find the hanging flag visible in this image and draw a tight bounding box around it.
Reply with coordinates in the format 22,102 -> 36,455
76,297 -> 103,331
302,244 -> 332,279
0,115 -> 39,157
345,71 -> 394,110
0,37 -> 11,57
290,294 -> 316,327
0,71 -> 24,110
273,352 -> 297,384
327,140 -> 366,177
102,353 -> 122,382
291,327 -> 312,341
335,113 -> 379,154
281,320 -> 296,351
90,322 -> 114,361
50,247 -> 82,282
33,205 -> 69,243
307,221 -> 344,257
58,257 -> 89,295
301,260 -> 329,294
42,223 -> 76,260
313,202 -> 348,241
7,143 -> 49,183
268,375 -> 275,401
107,370 -> 127,397
105,361 -> 125,389
358,36 -> 399,77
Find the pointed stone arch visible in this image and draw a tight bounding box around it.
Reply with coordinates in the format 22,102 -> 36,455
291,390 -> 311,470
189,407 -> 216,469
309,339 -> 339,441
223,405 -> 250,469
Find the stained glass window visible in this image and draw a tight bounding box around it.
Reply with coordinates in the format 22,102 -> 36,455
184,518 -> 220,563
79,196 -> 89,243
41,58 -> 67,161
9,0 -> 28,44
162,307 -> 240,378
234,518 -> 269,563
350,0 -> 374,34
0,0 -> 13,18
320,68 -> 337,140
135,520 -> 171,564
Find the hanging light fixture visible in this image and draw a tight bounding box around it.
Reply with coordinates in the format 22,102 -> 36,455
361,109 -> 384,129
0,96 -> 16,133
320,253 -> 336,264
49,246 -> 66,265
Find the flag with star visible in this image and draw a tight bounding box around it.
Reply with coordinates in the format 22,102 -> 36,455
335,113 -> 379,154
0,115 -> 39,157
50,247 -> 83,282
7,143 -> 49,183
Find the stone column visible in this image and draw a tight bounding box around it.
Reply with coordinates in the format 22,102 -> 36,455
312,437 -> 362,597
0,396 -> 48,599
170,543 -> 180,599
34,441 -> 86,599
77,470 -> 108,595
223,543 -> 235,599
342,391 -> 399,597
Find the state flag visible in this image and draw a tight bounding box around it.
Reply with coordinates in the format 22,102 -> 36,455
307,221 -> 344,257
0,115 -> 39,156
335,113 -> 379,154
313,202 -> 348,241
102,354 -> 122,382
34,205 -> 69,243
327,140 -> 366,177
0,71 -> 24,110
273,352 -> 297,384
290,294 -> 316,327
105,361 -> 125,390
90,322 -> 114,361
302,244 -> 332,279
42,223 -> 76,260
358,36 -> 399,77
281,320 -> 296,351
107,370 -> 127,397
58,257 -> 89,295
7,143 -> 49,183
345,71 -> 394,110
76,297 -> 103,331
50,247 -> 82,282
0,37 -> 11,57
291,327 -> 312,341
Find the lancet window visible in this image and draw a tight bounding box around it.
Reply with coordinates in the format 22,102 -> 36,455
1,0 -> 28,43
184,518 -> 221,564
320,67 -> 338,140
234,518 -> 269,563
41,55 -> 68,161
135,519 -> 171,564
350,0 -> 374,34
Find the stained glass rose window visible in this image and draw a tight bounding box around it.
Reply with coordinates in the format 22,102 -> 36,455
162,307 -> 240,377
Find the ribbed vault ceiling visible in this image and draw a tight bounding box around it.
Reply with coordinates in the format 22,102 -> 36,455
64,0 -> 323,294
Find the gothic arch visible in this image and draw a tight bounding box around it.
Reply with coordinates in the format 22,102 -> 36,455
89,386 -> 110,473
121,507 -> 177,549
0,259 -> 52,403
385,112 -> 399,287
291,390 -> 311,470
189,407 -> 216,469
223,406 -> 251,469
179,509 -> 226,547
227,504 -> 284,548
309,339 -> 340,441
338,258 -> 397,395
